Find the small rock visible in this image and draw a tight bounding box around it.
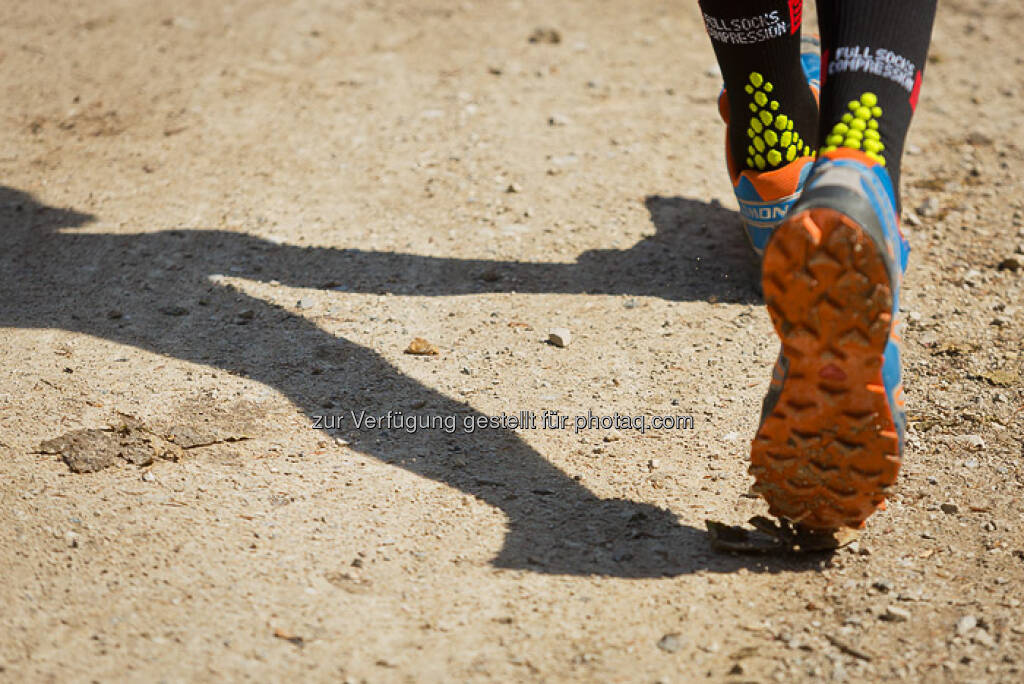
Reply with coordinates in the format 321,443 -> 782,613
972,629 -> 996,648
997,256 -> 1022,272
872,579 -> 894,593
657,633 -> 683,653
506,182 -> 522,193
405,337 -> 439,356
954,434 -> 985,450
106,309 -> 123,319
904,211 -> 922,227
648,458 -> 660,470
548,113 -> 571,127
906,144 -> 922,155
528,27 -> 561,44
966,131 -> 993,146
548,328 -> 572,348
158,305 -> 189,316
955,615 -> 977,636
728,663 -> 744,675
705,64 -> 722,78
940,502 -> 959,515
141,470 -> 156,482
917,197 -> 941,217
882,605 -> 910,622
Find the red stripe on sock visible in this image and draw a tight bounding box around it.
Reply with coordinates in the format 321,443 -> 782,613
820,49 -> 829,87
789,0 -> 803,34
909,70 -> 922,111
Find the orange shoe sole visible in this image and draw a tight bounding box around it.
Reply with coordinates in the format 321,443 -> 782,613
751,207 -> 901,530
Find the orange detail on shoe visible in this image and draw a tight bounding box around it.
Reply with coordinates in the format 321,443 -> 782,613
730,155 -> 814,201
752,207 -> 900,531
819,364 -> 847,381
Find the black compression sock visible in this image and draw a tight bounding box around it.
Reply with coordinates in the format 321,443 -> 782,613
816,0 -> 938,207
699,0 -> 818,173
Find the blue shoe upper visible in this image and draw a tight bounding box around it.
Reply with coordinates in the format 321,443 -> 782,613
734,162 -> 814,254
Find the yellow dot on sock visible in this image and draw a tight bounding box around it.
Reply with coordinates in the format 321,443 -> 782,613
864,140 -> 883,153
764,82 -> 774,92
833,123 -> 849,136
855,106 -> 872,120
842,113 -> 854,124
827,134 -> 844,146
864,129 -> 880,140
868,119 -> 879,130
748,145 -> 756,156
747,128 -> 756,138
846,129 -> 863,141
824,145 -> 838,152
753,136 -> 766,153
749,103 -> 758,113
774,114 -> 789,131
750,72 -> 764,87
766,149 -> 783,166
786,145 -> 797,162
848,100 -> 860,111
877,142 -> 885,151
850,118 -> 867,131
780,131 -> 792,147
764,130 -> 779,146
771,101 -> 780,111
759,111 -> 773,126
871,106 -> 883,118
805,145 -> 812,155
751,118 -> 763,133
787,120 -> 794,130
860,92 -> 878,107
754,154 -> 766,169
745,84 -> 754,94
844,138 -> 861,149
747,157 -> 755,167
754,91 -> 768,107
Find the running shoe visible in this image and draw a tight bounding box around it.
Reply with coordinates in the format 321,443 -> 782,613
750,148 -> 909,530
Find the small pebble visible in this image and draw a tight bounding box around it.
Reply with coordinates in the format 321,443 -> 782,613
940,502 -> 959,515
141,471 -> 156,482
528,27 -> 561,44
997,256 -> 1022,271
954,434 -> 985,450
955,615 -> 977,636
872,579 -> 894,593
882,605 -> 910,622
917,197 -> 940,217
548,328 -> 572,348
657,633 -> 683,653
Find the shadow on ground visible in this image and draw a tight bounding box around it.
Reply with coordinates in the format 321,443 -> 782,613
1,185 -> 832,577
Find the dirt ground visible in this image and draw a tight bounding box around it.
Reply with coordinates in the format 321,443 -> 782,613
2,0 -> 1023,681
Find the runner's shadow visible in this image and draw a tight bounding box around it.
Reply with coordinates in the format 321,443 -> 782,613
2,186 -> 830,577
